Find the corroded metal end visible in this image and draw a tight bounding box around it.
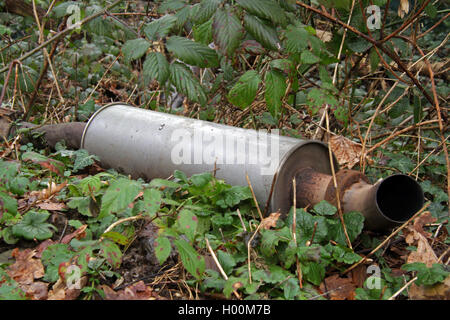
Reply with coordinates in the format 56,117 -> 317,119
294,168 -> 424,231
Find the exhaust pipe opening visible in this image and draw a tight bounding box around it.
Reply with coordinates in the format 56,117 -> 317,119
376,174 -> 424,223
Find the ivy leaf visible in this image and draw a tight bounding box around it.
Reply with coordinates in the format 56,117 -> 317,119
243,14 -> 279,51
12,211 -> 56,240
237,0 -> 286,26
327,211 -> 365,246
143,14 -> 177,41
142,188 -> 162,217
122,38 -> 150,62
174,239 -> 205,280
166,36 -> 219,68
154,236 -> 172,265
100,178 -> 142,218
227,70 -> 261,109
143,52 -> 170,85
212,6 -> 243,57
302,261 -> 326,286
72,149 -> 99,173
169,62 -> 207,105
265,69 -> 286,118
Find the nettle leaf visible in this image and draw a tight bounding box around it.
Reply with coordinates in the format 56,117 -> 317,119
243,14 -> 279,51
142,188 -> 162,217
143,14 -> 177,41
212,6 -> 243,57
99,239 -> 122,269
100,178 -> 142,218
122,38 -> 150,62
154,236 -> 172,264
41,244 -> 74,282
227,70 -> 261,109
265,69 -> 286,118
12,211 -> 56,240
237,0 -> 286,26
174,239 -> 205,280
169,62 -> 207,105
142,52 -> 169,85
177,209 -> 198,242
284,25 -> 309,53
166,36 -> 219,68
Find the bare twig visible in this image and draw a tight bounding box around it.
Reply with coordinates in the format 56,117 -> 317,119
246,174 -> 263,221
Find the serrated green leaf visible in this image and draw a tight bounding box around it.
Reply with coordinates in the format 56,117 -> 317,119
265,69 -> 286,118
67,197 -> 92,217
102,231 -> 130,245
142,188 -> 162,217
327,211 -> 364,246
283,277 -> 300,299
41,244 -> 74,282
166,36 -> 219,68
237,0 -> 286,26
227,70 -> 261,109
302,261 -> 325,286
169,62 -> 207,105
190,172 -> 213,188
99,239 -> 122,269
154,236 -> 172,264
12,210 -> 56,241
177,209 -> 198,242
78,175 -> 102,196
142,52 -> 169,85
243,14 -> 279,51
193,0 -> 223,24
193,19 -> 213,45
217,250 -> 236,275
100,178 -> 142,218
122,38 -> 150,62
143,14 -> 177,41
402,263 -> 449,286
149,178 -> 181,189
174,239 -> 205,280
284,25 -> 309,53
212,6 -> 243,57
301,51 -> 320,64
0,191 -> 18,222
269,59 -> 294,73
313,200 -> 337,216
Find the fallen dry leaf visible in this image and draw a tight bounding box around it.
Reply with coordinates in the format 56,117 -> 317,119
260,212 -> 281,230
319,274 -> 356,300
47,276 -> 88,300
29,181 -> 67,201
404,224 -> 438,267
35,201 -> 67,211
398,0 -> 410,18
101,281 -> 161,300
6,248 -> 48,300
329,135 -> 373,169
60,224 -> 87,244
412,211 -> 436,238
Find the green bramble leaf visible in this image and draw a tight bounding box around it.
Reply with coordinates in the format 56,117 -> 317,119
142,188 -> 162,217
227,70 -> 261,109
169,62 -> 207,105
99,239 -> 122,269
237,0 -> 286,26
154,236 -> 172,265
143,52 -> 170,85
100,178 -> 142,218
176,209 -> 198,242
265,69 -> 286,118
174,239 -> 205,280
243,14 -> 279,51
122,38 -> 150,62
212,6 -> 243,57
143,14 -> 177,41
166,36 -> 219,68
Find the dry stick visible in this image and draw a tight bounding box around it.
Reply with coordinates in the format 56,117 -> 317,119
313,0 -> 356,140
0,60 -> 20,106
417,12 -> 450,39
326,112 -> 353,249
263,172 -> 277,217
247,223 -> 264,284
204,237 -> 241,299
101,214 -> 144,235
0,0 -> 124,74
343,202 -> 430,275
408,135 -> 450,176
292,177 -> 303,289
236,208 -> 247,232
245,174 -> 263,221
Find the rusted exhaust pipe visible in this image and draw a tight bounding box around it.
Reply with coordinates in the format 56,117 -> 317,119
295,168 -> 424,231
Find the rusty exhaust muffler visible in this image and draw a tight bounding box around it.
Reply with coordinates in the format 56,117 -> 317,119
80,103 -> 424,232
